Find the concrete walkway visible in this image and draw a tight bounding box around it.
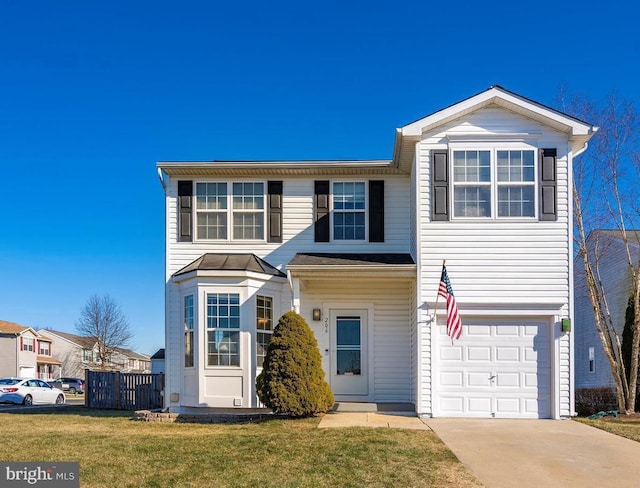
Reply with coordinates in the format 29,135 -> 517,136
424,418 -> 640,488
318,402 -> 429,430
318,410 -> 429,429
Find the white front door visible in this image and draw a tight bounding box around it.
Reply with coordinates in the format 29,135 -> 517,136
330,310 -> 368,397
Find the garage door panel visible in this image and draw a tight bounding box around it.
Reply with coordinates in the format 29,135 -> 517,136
440,347 -> 463,361
437,317 -> 552,419
468,397 -> 492,414
495,397 -> 520,414
496,372 -> 520,387
495,346 -> 519,361
440,371 -> 463,387
468,372 -> 491,387
466,325 -> 491,336
467,346 -> 491,361
495,325 -> 520,337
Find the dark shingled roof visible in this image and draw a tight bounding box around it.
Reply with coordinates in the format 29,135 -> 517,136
173,253 -> 286,277
151,348 -> 165,360
288,253 -> 415,266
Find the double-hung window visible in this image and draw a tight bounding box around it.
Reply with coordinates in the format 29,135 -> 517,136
452,149 -> 536,219
195,182 -> 265,240
184,295 -> 194,368
206,293 -> 240,366
333,182 -> 365,240
256,295 -> 273,368
22,337 -> 34,352
39,341 -> 50,356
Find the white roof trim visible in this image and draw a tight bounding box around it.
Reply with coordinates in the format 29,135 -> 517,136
400,86 -> 595,137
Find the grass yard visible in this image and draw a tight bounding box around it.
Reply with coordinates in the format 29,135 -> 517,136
0,407 -> 481,488
575,414 -> 640,443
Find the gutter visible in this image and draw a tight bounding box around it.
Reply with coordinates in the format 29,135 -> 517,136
157,167 -> 167,191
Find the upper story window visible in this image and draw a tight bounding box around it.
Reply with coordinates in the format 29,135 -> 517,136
256,295 -> 273,368
589,346 -> 595,373
22,337 -> 34,352
195,182 -> 265,241
206,293 -> 240,367
184,295 -> 194,368
452,149 -> 536,219
332,181 -> 366,240
39,341 -> 51,356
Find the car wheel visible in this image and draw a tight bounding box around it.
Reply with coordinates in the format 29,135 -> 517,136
69,387 -> 76,394
56,395 -> 65,405
23,395 -> 33,406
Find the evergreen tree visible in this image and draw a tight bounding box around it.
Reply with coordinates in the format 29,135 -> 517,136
256,311 -> 334,416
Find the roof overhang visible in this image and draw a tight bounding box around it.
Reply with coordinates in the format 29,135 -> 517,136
286,253 -> 416,280
172,269 -> 289,285
393,86 -> 598,172
158,159 -> 404,178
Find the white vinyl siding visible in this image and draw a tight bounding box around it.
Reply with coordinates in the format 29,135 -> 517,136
418,107 -> 573,417
302,278 -> 414,403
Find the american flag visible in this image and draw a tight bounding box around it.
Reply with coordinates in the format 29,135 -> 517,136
438,264 -> 462,340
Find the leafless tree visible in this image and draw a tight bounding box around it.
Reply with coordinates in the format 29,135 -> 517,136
75,295 -> 133,371
562,89 -> 640,413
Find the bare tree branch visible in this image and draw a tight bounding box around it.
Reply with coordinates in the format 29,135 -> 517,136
75,295 -> 133,371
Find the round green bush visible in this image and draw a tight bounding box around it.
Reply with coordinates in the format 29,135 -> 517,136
256,310 -> 334,416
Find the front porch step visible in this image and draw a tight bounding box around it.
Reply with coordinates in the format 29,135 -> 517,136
332,402 -> 415,413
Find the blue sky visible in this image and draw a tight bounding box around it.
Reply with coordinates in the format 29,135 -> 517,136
0,1 -> 638,355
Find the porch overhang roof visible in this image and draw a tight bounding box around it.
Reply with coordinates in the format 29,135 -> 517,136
37,356 -> 62,365
286,253 -> 416,279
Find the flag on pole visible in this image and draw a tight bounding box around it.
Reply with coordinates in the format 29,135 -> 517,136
438,264 -> 462,340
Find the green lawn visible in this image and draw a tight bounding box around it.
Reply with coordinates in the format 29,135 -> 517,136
575,415 -> 640,443
0,407 -> 481,488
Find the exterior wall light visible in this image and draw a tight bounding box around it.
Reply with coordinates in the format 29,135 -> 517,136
312,308 -> 322,321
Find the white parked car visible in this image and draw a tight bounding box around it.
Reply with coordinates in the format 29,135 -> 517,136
0,378 -> 65,406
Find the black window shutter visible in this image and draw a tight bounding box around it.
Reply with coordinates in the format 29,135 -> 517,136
369,180 -> 384,242
314,180 -> 330,242
431,150 -> 449,221
539,148 -> 557,221
267,181 -> 283,243
177,180 -> 193,242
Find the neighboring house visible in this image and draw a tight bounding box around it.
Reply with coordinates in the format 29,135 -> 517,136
574,230 -> 640,389
116,349 -> 152,373
157,86 -> 597,418
0,320 -> 61,380
44,329 -> 151,375
151,349 -> 165,374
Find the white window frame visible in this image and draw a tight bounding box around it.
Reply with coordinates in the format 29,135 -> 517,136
22,336 -> 34,352
194,181 -> 266,242
184,295 -> 195,368
256,295 -> 274,368
39,341 -> 51,356
205,292 -> 241,367
451,147 -> 538,220
331,180 -> 367,241
588,346 -> 595,373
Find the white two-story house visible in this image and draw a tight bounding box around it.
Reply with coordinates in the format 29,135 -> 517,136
158,86 -> 597,419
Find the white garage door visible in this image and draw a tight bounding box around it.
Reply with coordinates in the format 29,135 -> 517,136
437,317 -> 552,419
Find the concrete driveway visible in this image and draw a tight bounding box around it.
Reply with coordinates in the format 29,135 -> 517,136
424,418 -> 640,488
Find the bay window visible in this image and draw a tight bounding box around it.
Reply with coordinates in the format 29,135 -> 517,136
256,295 -> 273,367
184,295 -> 194,368
206,293 -> 240,366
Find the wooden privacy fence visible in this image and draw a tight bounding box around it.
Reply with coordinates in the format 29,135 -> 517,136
85,371 -> 164,410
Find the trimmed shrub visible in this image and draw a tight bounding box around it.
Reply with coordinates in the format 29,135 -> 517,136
256,311 -> 334,416
575,387 -> 618,416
